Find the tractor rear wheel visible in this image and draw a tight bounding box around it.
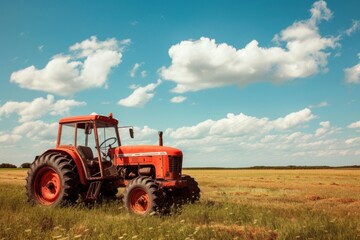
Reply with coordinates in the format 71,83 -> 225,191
26,153 -> 80,206
123,176 -> 164,215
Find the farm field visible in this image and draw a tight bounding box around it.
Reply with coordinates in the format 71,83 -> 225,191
0,168 -> 359,240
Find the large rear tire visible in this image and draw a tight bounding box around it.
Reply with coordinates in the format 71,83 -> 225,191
123,176 -> 164,215
26,153 -> 80,206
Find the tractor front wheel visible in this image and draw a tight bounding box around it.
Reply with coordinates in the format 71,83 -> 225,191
26,153 -> 80,206
181,175 -> 200,203
123,177 -> 164,215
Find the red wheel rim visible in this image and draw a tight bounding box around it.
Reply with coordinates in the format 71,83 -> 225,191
130,188 -> 150,214
33,167 -> 61,205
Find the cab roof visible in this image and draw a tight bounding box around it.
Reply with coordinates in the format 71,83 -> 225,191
59,113 -> 118,125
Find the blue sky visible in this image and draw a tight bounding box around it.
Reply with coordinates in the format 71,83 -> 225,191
0,0 -> 359,167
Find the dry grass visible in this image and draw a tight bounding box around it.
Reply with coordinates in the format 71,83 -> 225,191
187,169 -> 360,213
0,169 -> 27,185
0,168 -> 359,239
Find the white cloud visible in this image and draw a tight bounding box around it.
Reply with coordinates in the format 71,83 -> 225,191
308,0 -> 332,24
272,108 -> 315,130
123,126 -> 159,143
11,36 -> 129,96
160,1 -> 339,93
50,99 -> 86,115
0,132 -> 21,144
130,63 -> 141,78
344,20 -> 360,36
12,121 -> 58,142
129,84 -> 140,90
309,101 -> 328,109
345,54 -> 360,84
118,80 -> 161,107
170,96 -> 187,103
130,63 -> 147,78
315,121 -> 333,137
345,137 -> 360,145
348,120 -> 360,129
167,108 -> 315,140
119,106 -> 360,166
140,70 -> 147,78
0,120 -> 57,146
0,95 -> 86,122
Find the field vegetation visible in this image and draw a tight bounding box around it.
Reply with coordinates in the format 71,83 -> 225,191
0,168 -> 359,240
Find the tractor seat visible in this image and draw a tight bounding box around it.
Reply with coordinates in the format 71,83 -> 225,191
77,145 -> 94,161
77,145 -> 113,169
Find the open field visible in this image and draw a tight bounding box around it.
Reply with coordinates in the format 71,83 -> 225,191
0,168 -> 359,239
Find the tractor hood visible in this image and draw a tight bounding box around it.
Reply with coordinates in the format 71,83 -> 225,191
115,145 -> 182,157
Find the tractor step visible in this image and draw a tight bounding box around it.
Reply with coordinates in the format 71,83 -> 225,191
86,181 -> 102,200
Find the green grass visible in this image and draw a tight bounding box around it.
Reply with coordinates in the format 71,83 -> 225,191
0,169 -> 359,239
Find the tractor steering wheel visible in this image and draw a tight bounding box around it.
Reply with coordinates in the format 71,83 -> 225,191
98,137 -> 117,159
99,137 -> 117,149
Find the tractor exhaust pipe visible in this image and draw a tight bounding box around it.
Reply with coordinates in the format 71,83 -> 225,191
158,131 -> 163,146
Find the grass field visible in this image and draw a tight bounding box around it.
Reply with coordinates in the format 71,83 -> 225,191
0,168 -> 359,240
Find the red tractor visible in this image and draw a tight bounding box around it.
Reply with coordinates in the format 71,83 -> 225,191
26,113 -> 200,214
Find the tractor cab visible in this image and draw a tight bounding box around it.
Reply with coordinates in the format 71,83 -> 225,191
57,113 -> 121,179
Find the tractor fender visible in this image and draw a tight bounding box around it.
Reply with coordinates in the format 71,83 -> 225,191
41,148 -> 87,185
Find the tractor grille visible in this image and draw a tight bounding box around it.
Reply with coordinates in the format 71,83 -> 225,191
168,156 -> 182,173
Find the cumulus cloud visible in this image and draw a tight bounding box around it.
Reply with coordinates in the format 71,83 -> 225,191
120,107 -> 359,166
314,121 -> 338,137
345,54 -> 360,84
10,36 -> 129,95
160,0 -> 339,93
118,80 -> 161,107
345,137 -> 360,145
0,120 -> 58,146
0,132 -> 21,144
348,120 -> 360,129
166,108 -> 315,140
0,95 -> 86,122
273,108 -> 315,130
170,96 -> 187,103
12,121 -> 58,141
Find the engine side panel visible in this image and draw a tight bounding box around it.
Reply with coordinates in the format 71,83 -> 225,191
113,145 -> 183,179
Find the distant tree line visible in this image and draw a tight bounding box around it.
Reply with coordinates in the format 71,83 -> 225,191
0,163 -> 31,168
